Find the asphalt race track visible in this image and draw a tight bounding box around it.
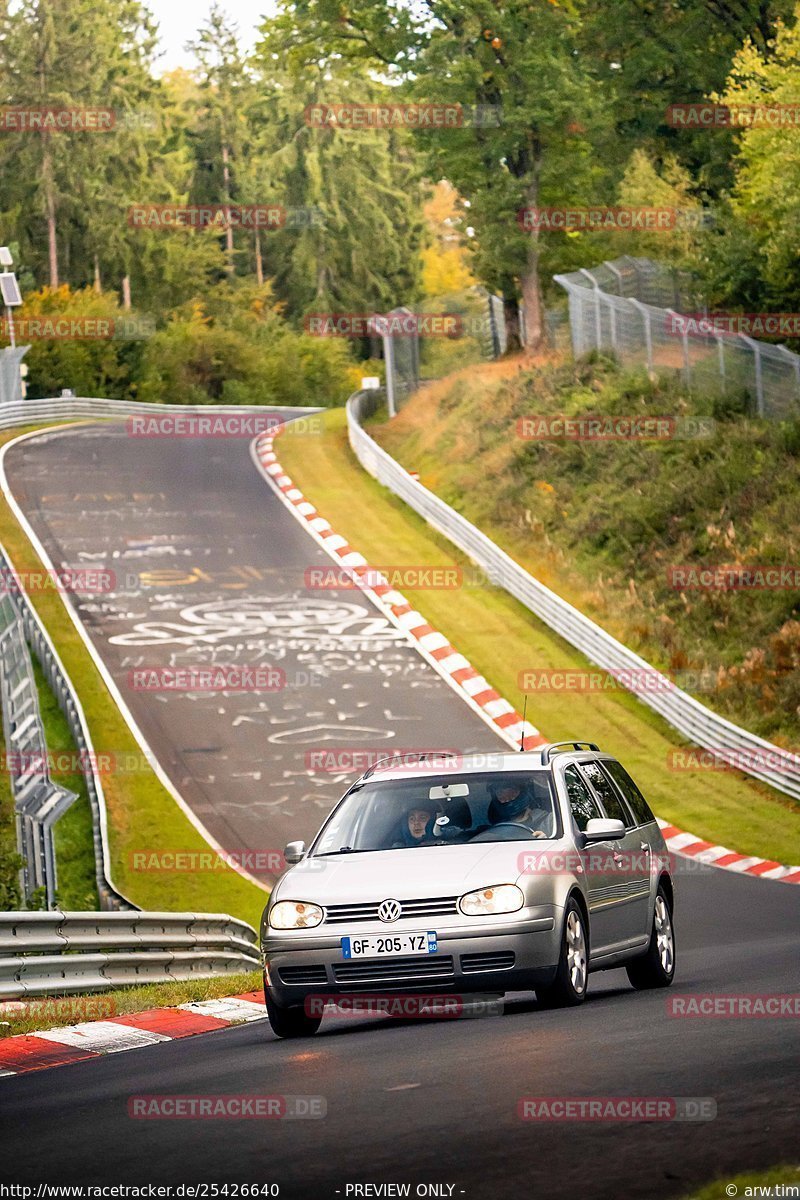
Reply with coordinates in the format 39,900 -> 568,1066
1,865 -> 798,1196
2,420 -> 493,877
1,419 -> 798,1198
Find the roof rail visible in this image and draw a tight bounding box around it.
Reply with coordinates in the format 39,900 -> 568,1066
360,751 -> 458,781
542,741 -> 601,764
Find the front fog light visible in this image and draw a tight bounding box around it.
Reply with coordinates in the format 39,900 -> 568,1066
269,900 -> 324,929
459,884 -> 524,917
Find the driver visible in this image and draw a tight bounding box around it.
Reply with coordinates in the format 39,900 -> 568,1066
487,782 -> 553,839
394,799 -> 441,848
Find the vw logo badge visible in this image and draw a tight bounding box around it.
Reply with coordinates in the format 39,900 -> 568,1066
378,898 -> 402,923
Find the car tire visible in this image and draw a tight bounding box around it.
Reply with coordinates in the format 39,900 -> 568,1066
535,897 -> 588,1009
626,885 -> 676,990
264,981 -> 322,1038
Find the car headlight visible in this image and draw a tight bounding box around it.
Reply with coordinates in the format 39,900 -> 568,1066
269,900 -> 324,930
459,884 -> 524,917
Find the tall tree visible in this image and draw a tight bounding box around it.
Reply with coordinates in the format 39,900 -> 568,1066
716,12 -> 800,308
186,4 -> 251,275
577,0 -> 797,195
0,0 -> 166,293
258,0 -> 608,351
249,39 -> 423,316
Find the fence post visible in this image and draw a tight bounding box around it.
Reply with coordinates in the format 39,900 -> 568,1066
628,299 -> 654,374
739,335 -> 765,416
579,269 -> 603,349
775,343 -> 800,406
608,298 -> 618,357
487,293 -> 499,358
379,319 -> 397,419
605,259 -> 624,296
716,335 -> 727,396
667,309 -> 692,389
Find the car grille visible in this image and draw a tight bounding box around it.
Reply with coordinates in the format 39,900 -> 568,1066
332,955 -> 455,985
460,951 -> 516,974
324,896 -> 460,925
277,965 -> 328,986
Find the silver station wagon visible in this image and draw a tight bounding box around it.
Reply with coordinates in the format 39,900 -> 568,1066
260,743 -> 676,1037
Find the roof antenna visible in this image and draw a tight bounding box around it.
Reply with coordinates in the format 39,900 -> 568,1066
520,694 -> 528,752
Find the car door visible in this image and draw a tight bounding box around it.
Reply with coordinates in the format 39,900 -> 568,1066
578,760 -> 651,945
560,763 -> 621,956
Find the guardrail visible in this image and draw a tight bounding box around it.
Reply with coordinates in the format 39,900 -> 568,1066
0,594 -> 77,908
347,389 -> 800,802
0,911 -> 261,998
0,543 -> 131,911
0,396 -> 309,431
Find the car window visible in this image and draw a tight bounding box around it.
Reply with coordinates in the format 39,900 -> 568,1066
602,760 -> 657,827
311,771 -> 559,853
563,765 -> 603,832
579,761 -> 634,828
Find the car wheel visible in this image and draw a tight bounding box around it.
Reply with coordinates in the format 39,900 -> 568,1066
535,897 -> 588,1009
264,980 -> 322,1038
626,886 -> 676,990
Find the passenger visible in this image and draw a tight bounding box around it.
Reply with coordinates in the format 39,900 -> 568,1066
394,800 -> 441,848
487,782 -> 553,839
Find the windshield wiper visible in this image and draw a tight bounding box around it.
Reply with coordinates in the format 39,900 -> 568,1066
314,847 -> 373,857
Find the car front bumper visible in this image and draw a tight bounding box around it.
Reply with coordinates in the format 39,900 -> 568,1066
262,908 -> 561,1007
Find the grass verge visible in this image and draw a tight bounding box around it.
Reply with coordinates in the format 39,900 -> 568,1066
677,1165 -> 799,1199
377,356 -> 800,747
0,711 -> 23,909
0,423 -> 267,927
0,969 -> 263,1038
277,409 -> 800,866
32,657 -> 99,910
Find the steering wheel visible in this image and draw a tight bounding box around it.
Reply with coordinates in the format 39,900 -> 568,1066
469,821 -> 545,841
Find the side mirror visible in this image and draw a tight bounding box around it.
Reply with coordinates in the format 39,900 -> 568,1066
584,818 -> 626,843
283,840 -> 307,865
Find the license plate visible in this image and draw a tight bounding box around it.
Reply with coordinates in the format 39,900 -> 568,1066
340,931 -> 438,959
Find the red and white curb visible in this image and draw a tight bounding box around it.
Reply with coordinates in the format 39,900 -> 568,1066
0,992 -> 266,1077
251,429 -> 800,888
250,431 -> 544,753
657,820 -> 800,884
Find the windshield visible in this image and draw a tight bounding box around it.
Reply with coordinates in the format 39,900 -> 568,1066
311,772 -> 559,855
